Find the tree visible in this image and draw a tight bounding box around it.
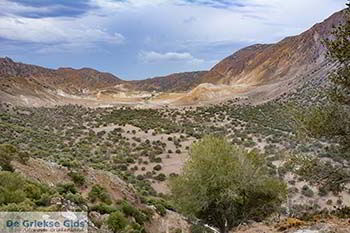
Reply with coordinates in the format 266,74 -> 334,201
324,1 -> 350,105
169,136 -> 287,233
293,2 -> 350,155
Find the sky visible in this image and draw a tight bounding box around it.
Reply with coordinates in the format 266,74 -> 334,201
0,0 -> 346,80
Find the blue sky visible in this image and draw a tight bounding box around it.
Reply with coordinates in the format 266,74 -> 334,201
0,0 -> 346,80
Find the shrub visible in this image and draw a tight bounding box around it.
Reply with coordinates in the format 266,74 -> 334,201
68,171 -> 85,186
170,136 -> 287,233
153,157 -> 162,163
154,173 -> 166,181
88,185 -> 111,204
107,211 -> 128,233
136,174 -> 144,180
153,165 -> 162,171
90,203 -> 118,214
121,201 -> 148,225
0,172 -> 26,205
301,185 -> 314,197
154,203 -> 166,216
0,171 -> 53,208
57,182 -> 77,195
0,144 -> 17,172
65,193 -> 86,205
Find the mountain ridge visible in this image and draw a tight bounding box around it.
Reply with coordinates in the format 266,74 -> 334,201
199,10 -> 344,86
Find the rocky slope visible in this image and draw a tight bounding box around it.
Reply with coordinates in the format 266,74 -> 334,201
11,158 -> 191,233
131,71 -> 207,92
200,10 -> 344,86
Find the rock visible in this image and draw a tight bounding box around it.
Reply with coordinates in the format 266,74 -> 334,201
50,197 -> 62,206
89,211 -> 101,220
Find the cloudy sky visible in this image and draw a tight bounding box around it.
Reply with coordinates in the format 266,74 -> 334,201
0,0 -> 346,80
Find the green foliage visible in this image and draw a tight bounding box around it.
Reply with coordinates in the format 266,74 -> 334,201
153,164 -> 162,171
68,171 -> 85,186
324,2 -> 350,105
332,206 -> 350,219
0,171 -> 26,205
293,1 -> 350,154
121,201 -> 149,225
146,198 -> 172,216
88,184 -> 112,204
57,182 -> 77,195
0,171 -> 54,209
0,144 -> 17,171
154,203 -> 166,216
291,103 -> 350,156
107,211 -> 128,233
0,199 -> 35,211
90,203 -> 119,214
170,136 -> 287,233
65,193 -> 86,205
284,154 -> 350,194
154,173 -> 166,181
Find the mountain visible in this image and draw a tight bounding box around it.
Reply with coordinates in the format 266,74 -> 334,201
131,71 -> 207,92
0,57 -> 123,93
200,10 -> 344,86
0,10 -> 345,106
0,57 -> 207,106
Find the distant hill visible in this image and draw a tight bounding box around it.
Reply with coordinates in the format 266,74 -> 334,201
131,71 -> 207,92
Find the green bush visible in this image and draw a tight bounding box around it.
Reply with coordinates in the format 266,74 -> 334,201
154,203 -> 166,216
0,171 -> 53,209
90,203 -> 118,214
57,182 -> 77,195
153,164 -> 162,171
65,193 -> 86,205
68,171 -> 85,186
88,185 -> 111,204
121,201 -> 148,225
107,211 -> 128,233
0,144 -> 17,172
154,173 -> 166,181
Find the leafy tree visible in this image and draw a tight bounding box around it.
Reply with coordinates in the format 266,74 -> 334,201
324,1 -> 350,105
169,136 -> 287,233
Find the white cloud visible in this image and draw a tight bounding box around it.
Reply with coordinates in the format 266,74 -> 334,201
0,0 -> 125,53
139,51 -> 204,64
0,16 -> 124,44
